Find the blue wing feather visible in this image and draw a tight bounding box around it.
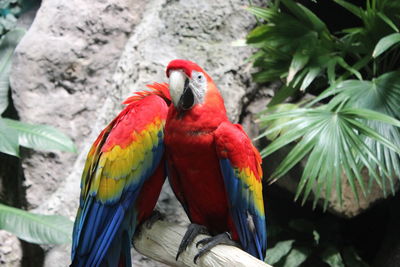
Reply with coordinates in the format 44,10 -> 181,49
72,143 -> 164,267
71,94 -> 168,267
215,122 -> 267,261
220,158 -> 267,260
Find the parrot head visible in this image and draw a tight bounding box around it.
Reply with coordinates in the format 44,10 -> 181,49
166,59 -> 217,110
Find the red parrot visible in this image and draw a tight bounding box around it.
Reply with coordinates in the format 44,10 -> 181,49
164,60 -> 267,261
70,83 -> 170,267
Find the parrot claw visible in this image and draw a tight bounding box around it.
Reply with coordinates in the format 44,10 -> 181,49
176,223 -> 209,261
145,210 -> 165,229
133,210 -> 166,246
193,232 -> 238,264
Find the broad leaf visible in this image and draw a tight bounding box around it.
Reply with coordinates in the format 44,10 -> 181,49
258,104 -> 299,140
0,118 -> 19,156
265,240 -> 295,265
258,105 -> 400,206
373,33 -> 400,58
342,246 -> 369,267
377,12 -> 399,33
300,66 -> 322,91
281,0 -> 327,33
332,71 -> 400,181
246,2 -> 335,93
246,24 -> 270,44
333,0 -> 363,18
268,86 -> 298,107
287,49 -> 309,84
0,0 -> 17,9
248,0 -> 400,206
0,203 -> 73,244
3,118 -> 76,153
246,6 -> 275,21
322,247 -> 345,267
282,247 -> 310,267
0,28 -> 25,114
336,57 -> 362,80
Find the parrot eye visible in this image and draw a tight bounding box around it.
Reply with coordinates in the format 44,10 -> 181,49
197,73 -> 204,82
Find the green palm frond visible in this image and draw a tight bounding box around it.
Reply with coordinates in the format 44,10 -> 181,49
330,71 -> 400,192
246,1 -> 335,94
249,0 -> 400,208
258,104 -> 400,208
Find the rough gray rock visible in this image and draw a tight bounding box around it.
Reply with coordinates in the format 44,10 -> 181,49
323,172 -> 399,218
0,231 -> 22,267
9,0 -> 260,266
113,0 -> 258,122
11,0 -> 145,210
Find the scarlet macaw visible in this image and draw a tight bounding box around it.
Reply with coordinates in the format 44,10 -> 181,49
70,83 -> 170,267
164,60 -> 267,261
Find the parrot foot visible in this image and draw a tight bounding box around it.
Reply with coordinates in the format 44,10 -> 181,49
193,232 -> 238,264
145,210 -> 165,229
132,210 -> 166,246
176,223 -> 209,261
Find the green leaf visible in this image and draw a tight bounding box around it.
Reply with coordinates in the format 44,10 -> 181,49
300,66 -> 322,91
345,117 -> 400,161
3,118 -> 76,153
342,108 -> 400,129
305,84 -> 344,108
246,24 -> 270,44
281,0 -> 327,32
373,33 -> 400,58
377,12 -> 399,33
252,68 -> 285,83
282,247 -> 310,267
332,71 -> 400,182
265,240 -> 295,265
297,3 -> 328,33
0,203 -> 73,244
313,230 -> 320,245
0,0 -> 15,9
258,104 -> 299,140
336,57 -> 362,80
342,246 -> 369,267
245,6 -> 275,21
260,122 -> 308,157
0,28 -> 25,114
333,0 -> 363,18
259,104 -> 400,205
287,49 -> 310,84
268,85 -> 298,107
322,247 -> 345,267
270,133 -> 316,179
0,118 -> 19,156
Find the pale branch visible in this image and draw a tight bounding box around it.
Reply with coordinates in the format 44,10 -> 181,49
133,219 -> 272,267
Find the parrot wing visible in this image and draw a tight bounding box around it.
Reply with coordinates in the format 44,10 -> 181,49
215,121 -> 267,260
71,83 -> 170,267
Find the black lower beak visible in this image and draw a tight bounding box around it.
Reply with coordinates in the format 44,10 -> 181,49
178,78 -> 194,110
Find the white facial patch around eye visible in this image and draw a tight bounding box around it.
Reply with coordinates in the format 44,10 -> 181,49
190,70 -> 207,104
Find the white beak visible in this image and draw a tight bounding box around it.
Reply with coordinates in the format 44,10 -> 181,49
169,70 -> 187,107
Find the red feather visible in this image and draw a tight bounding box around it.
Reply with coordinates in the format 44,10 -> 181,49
122,82 -> 171,105
164,60 -> 266,259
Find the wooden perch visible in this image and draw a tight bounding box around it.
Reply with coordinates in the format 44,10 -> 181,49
133,219 -> 272,267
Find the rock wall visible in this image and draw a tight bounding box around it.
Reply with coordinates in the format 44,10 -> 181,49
8,0 -> 260,266
11,0 -> 145,210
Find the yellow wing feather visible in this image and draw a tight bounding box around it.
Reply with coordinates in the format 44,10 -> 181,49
82,116 -> 165,203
